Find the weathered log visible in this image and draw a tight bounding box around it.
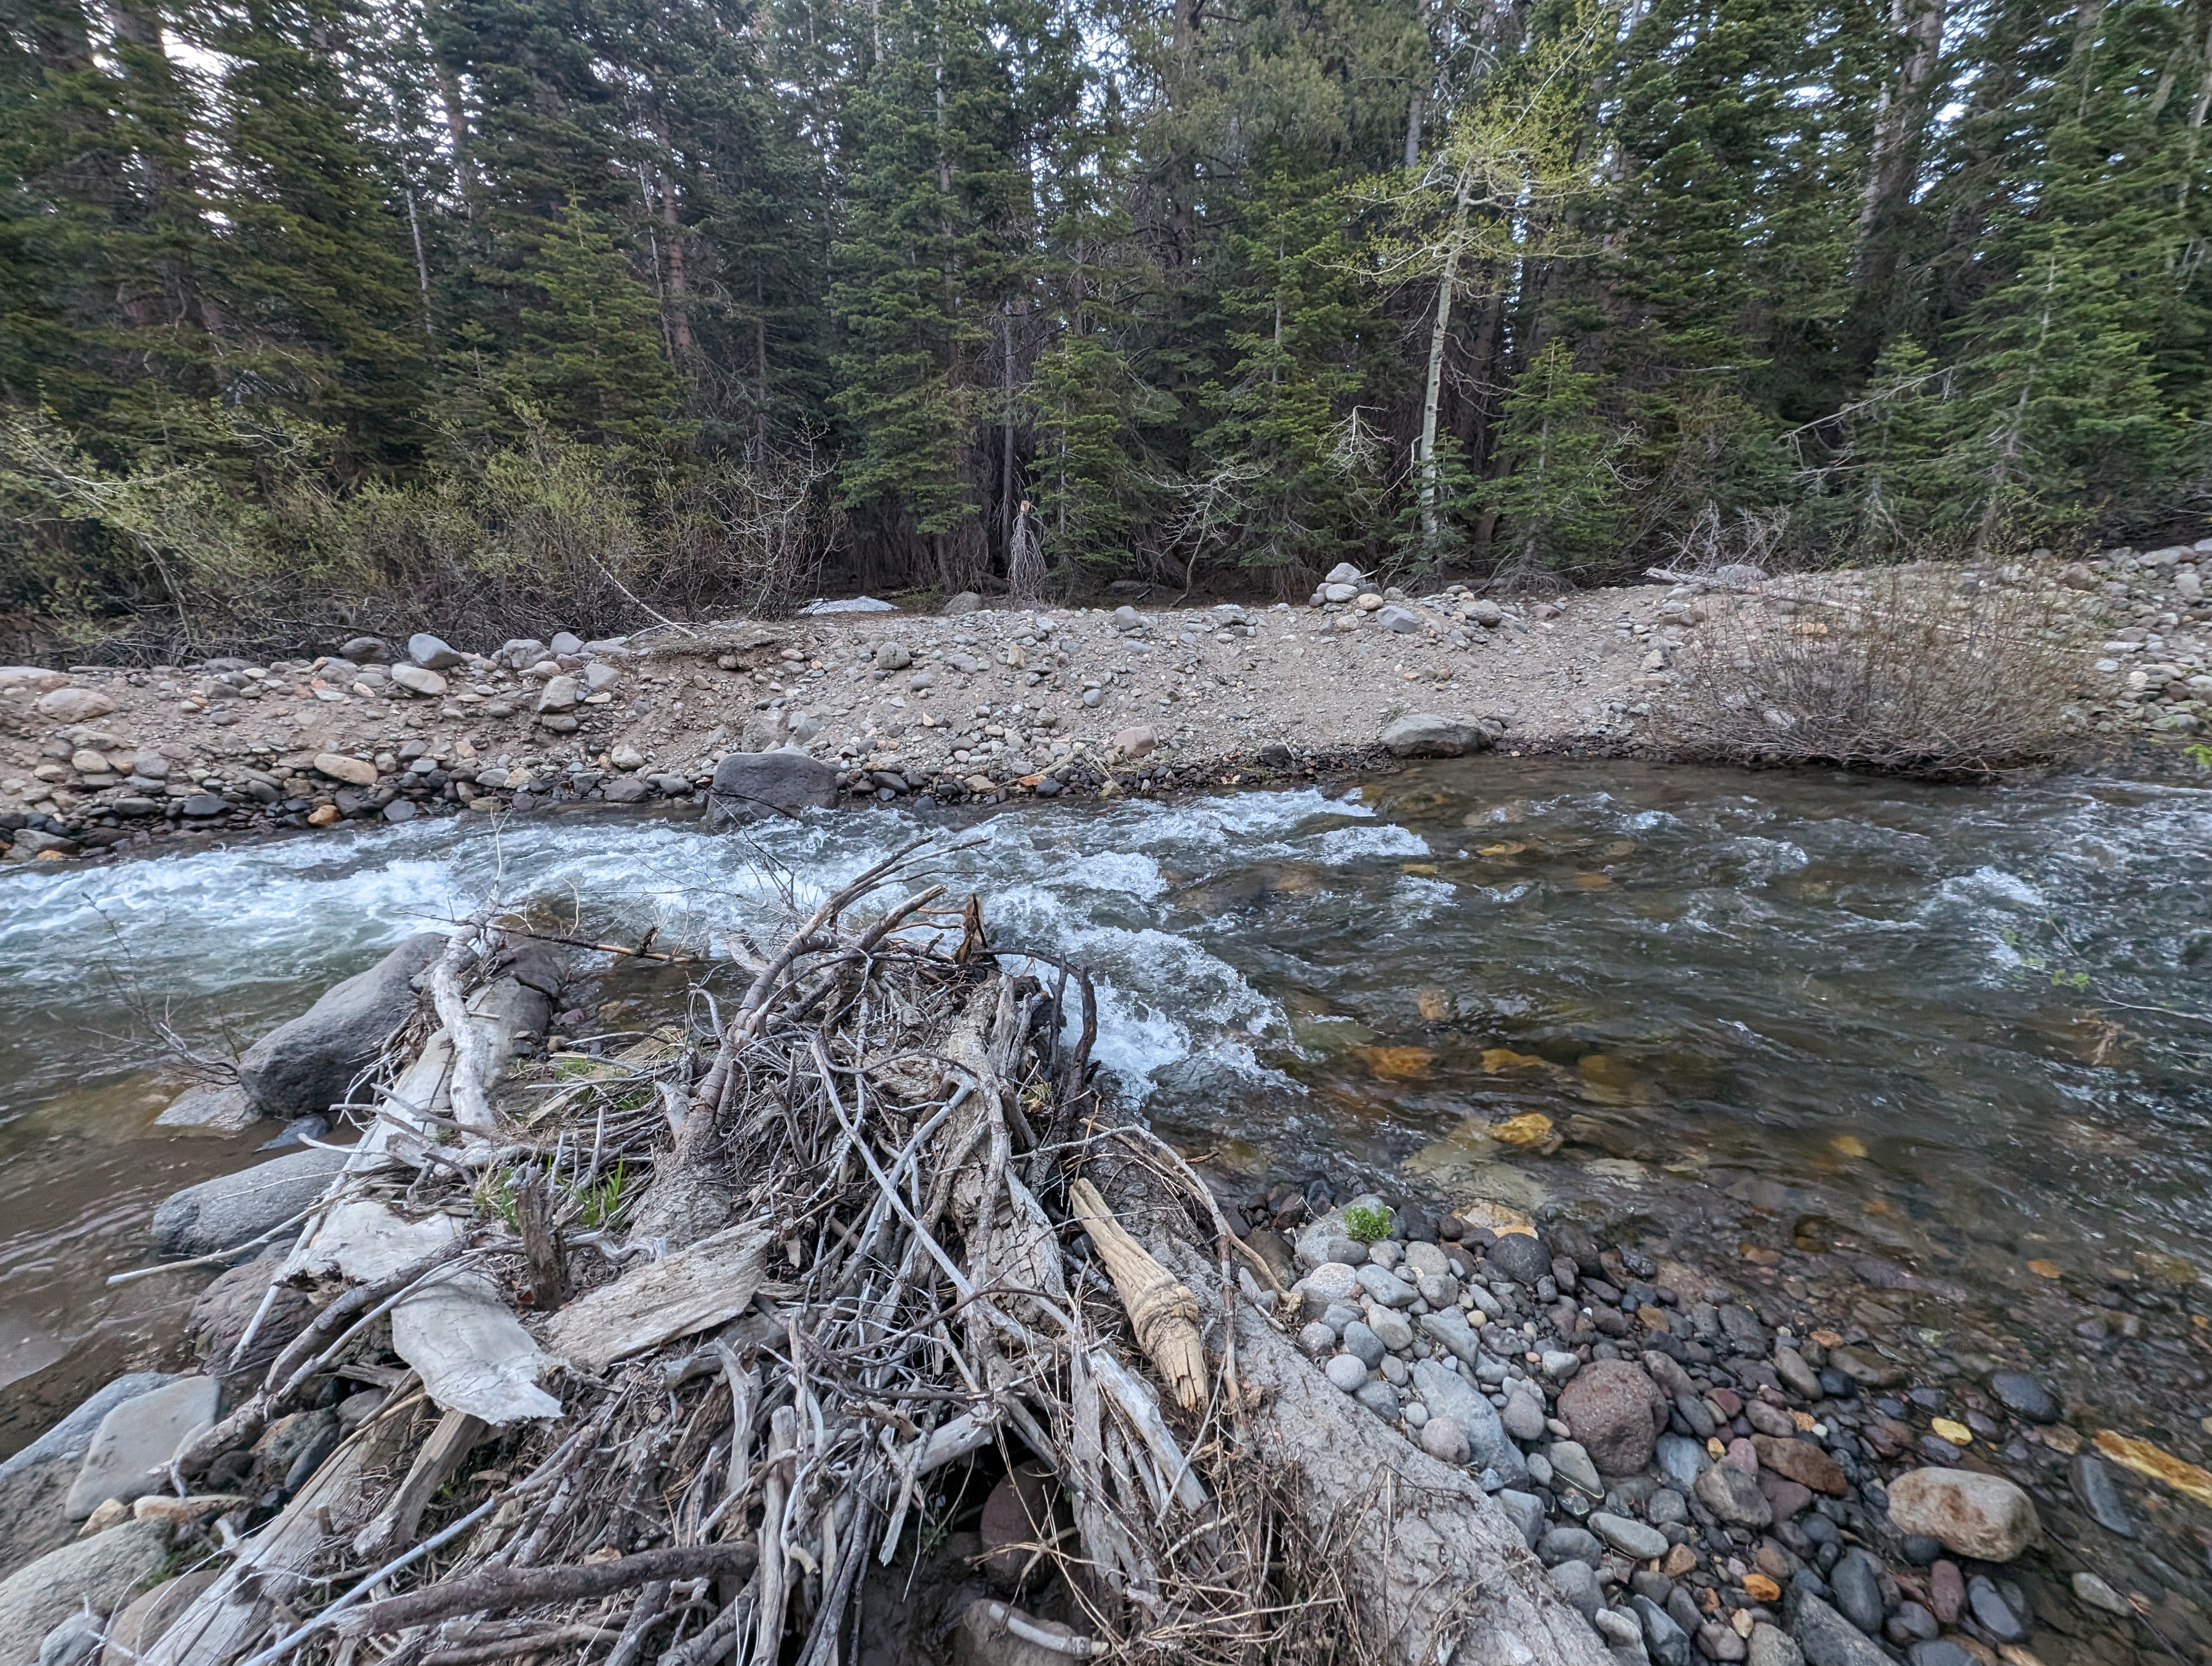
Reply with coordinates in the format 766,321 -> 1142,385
339,1541 -> 757,1635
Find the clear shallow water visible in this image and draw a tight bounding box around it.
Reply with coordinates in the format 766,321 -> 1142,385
3,762 -> 2209,1450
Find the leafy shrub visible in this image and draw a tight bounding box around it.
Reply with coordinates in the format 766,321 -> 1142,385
1341,1203 -> 1392,1245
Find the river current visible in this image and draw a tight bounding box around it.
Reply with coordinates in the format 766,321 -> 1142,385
2,759 -> 2208,1464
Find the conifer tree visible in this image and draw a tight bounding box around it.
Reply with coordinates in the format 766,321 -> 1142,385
511,200 -> 690,450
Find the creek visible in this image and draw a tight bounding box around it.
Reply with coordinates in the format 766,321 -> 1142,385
2,759 -> 2208,1574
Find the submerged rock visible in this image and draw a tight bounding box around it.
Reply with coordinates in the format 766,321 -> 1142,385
1883,1466 -> 2039,1561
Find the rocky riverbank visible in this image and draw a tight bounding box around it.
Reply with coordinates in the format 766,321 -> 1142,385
7,541 -> 2209,862
1212,1176 -> 2212,1666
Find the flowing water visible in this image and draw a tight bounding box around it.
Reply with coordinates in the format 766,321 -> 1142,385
3,761 -> 2209,1489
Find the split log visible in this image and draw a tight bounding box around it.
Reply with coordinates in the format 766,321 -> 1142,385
1068,1178 -> 1206,1412
539,1220 -> 772,1370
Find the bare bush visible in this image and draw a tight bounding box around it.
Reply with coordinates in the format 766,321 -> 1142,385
1656,563 -> 2095,777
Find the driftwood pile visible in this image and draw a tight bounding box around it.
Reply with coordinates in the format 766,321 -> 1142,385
128,835 -> 1600,1666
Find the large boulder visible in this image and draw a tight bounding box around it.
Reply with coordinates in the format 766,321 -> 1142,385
0,1523 -> 167,1665
1380,713 -> 1495,758
236,934 -> 445,1120
707,748 -> 839,825
1884,1466 -> 2040,1561
1556,1359 -> 1669,1476
150,1147 -> 352,1258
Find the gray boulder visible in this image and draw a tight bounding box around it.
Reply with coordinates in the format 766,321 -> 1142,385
63,1377 -> 218,1519
708,748 -> 839,824
1380,712 -> 1496,758
0,1523 -> 166,1665
1374,605 -> 1424,634
406,633 -> 464,669
942,591 -> 983,616
150,1148 -> 351,1258
236,934 -> 445,1120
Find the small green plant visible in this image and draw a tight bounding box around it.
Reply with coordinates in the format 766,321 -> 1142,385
2186,742 -> 2212,770
571,1159 -> 631,1228
1342,1202 -> 1392,1245
474,1172 -> 520,1229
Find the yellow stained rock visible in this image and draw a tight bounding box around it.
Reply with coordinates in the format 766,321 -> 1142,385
1492,1111 -> 1555,1145
1456,1199 -> 1538,1239
2093,1431 -> 2212,1508
1830,1135 -> 1868,1158
1481,1048 -> 1548,1073
1574,873 -> 1612,889
2026,1258 -> 2063,1279
1477,841 -> 1527,857
1603,840 -> 1637,857
1416,988 -> 1450,1021
1354,1045 -> 1433,1080
1931,1417 -> 1973,1446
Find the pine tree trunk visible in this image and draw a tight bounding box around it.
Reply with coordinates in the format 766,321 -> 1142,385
1853,0 -> 1946,283
1417,170 -> 1477,541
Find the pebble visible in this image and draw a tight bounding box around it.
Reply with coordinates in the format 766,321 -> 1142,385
1418,1306 -> 1481,1366
1746,1622 -> 1803,1666
1694,1460 -> 1773,1528
1965,1574 -> 2024,1641
1548,1559 -> 1602,1620
1655,1433 -> 1708,1491
1905,1644 -> 1971,1666
1541,1349 -> 1581,1379
1829,1547 -> 1885,1634
2070,1569 -> 2131,1615
1365,1306 -> 1414,1351
1340,1319 -> 1386,1370
1354,1381 -> 1401,1420
1790,1592 -> 1889,1666
1988,1370 -> 2059,1423
1419,1417 -> 1470,1464
1592,1608 -> 1639,1649
2069,1452 -> 2137,1538
1487,1232 -> 1552,1285
1355,1264 -> 1418,1309
1589,1511 -> 1668,1561
1501,1382 -> 1547,1441
1538,1525 -> 1603,1567
1633,1593 -> 1692,1666
1317,1344 -> 1378,1391
1546,1440 -> 1603,1499
1927,1558 -> 1964,1624
1297,1322 -> 1335,1358
1495,1487 -> 1545,1548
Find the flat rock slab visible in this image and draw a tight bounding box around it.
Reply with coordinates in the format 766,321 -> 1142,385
542,1221 -> 773,1371
0,1521 -> 166,1664
392,1271 -> 560,1425
151,1148 -> 352,1258
152,1084 -> 260,1132
236,933 -> 445,1120
65,1377 -> 218,1519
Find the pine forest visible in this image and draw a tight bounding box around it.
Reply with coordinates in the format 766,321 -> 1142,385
5,0 -> 2212,647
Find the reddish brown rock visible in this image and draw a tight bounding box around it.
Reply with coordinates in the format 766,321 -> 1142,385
1752,1433 -> 1847,1495
1557,1359 -> 1669,1476
1928,1559 -> 1965,1625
